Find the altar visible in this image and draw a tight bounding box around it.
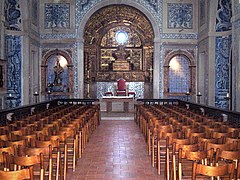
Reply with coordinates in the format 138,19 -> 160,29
101,96 -> 134,113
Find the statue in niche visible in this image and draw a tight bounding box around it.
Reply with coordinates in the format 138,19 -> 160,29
112,45 -> 130,61
53,58 -> 64,86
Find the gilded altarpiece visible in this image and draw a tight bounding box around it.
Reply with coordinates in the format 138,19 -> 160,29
83,5 -> 154,98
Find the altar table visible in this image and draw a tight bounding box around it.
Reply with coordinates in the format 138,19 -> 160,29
101,96 -> 134,113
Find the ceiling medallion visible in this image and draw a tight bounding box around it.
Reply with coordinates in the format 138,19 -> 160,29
115,31 -> 128,44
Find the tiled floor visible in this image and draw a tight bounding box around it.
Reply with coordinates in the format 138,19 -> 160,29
67,120 -> 162,180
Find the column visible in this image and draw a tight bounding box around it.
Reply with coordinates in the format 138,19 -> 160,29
153,39 -> 162,98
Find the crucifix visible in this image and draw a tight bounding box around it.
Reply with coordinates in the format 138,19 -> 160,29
148,66 -> 153,82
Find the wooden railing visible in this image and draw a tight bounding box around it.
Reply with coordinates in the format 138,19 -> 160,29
0,99 -> 99,125
136,99 -> 240,127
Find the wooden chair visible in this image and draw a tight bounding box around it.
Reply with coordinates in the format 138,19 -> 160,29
151,123 -> 173,167
47,134 -> 68,180
198,137 -> 219,151
216,149 -> 240,179
172,143 -> 199,180
35,138 -> 62,180
157,130 -> 178,175
58,127 -> 79,173
7,135 -> 28,156
206,142 -> 233,152
180,150 -> 210,179
225,137 -> 240,150
0,134 -> 9,141
212,131 -> 232,143
4,153 -> 44,180
192,161 -> 235,180
171,137 -> 197,180
0,168 -> 31,180
0,146 -> 15,171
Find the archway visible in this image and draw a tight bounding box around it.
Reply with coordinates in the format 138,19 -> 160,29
82,5 -> 155,99
76,1 -> 161,98
163,50 -> 196,100
41,49 -> 74,100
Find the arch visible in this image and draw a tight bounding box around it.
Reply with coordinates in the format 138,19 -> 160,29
42,49 -> 73,66
163,50 -> 196,98
164,50 -> 195,67
41,49 -> 74,99
77,1 -> 160,39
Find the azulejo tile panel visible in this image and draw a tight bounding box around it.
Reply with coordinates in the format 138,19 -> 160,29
167,3 -> 193,29
161,33 -> 198,39
4,0 -> 22,31
32,0 -> 38,26
40,33 -> 76,39
199,0 -> 206,27
5,35 -> 22,107
234,0 -> 240,15
96,82 -> 144,99
215,36 -> 232,109
96,82 -> 115,99
73,43 -> 78,98
216,0 -> 232,32
129,82 -> 144,99
45,3 -> 70,29
159,44 -> 163,98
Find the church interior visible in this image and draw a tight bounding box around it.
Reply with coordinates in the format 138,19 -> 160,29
0,0 -> 240,179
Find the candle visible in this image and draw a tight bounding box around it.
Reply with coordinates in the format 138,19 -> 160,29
87,70 -> 90,78
226,93 -> 229,98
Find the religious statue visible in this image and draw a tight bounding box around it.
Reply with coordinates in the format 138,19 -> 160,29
112,45 -> 130,61
53,58 -> 64,86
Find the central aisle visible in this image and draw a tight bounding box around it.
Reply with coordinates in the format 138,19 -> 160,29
67,120 -> 161,180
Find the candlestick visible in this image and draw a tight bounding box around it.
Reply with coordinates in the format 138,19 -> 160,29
186,91 -> 190,101
196,92 -> 202,104
87,83 -> 90,98
47,90 -> 51,101
224,92 -> 232,110
7,93 -> 14,108
33,91 -> 39,103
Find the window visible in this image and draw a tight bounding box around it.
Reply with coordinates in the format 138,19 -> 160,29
115,31 -> 128,44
